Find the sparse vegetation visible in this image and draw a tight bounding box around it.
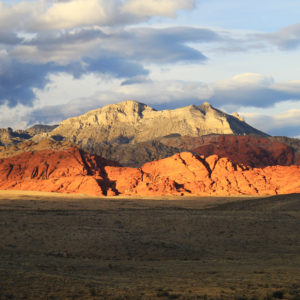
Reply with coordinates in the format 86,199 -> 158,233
0,191 -> 299,299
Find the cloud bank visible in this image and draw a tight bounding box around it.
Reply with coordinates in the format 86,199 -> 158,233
0,0 -> 300,137
24,73 -> 300,127
0,0 -> 218,107
0,0 -> 195,30
241,109 -> 300,137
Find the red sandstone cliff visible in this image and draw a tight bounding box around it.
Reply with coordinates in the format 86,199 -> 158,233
0,147 -> 299,196
0,147 -> 119,196
161,135 -> 299,168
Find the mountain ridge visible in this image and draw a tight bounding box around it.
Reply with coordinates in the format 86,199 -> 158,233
0,146 -> 299,196
51,100 -> 268,145
1,100 -> 299,168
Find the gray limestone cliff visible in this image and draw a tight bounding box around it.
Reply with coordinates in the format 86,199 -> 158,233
51,100 -> 268,146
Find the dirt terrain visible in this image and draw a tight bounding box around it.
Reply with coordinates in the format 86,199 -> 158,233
0,192 -> 299,299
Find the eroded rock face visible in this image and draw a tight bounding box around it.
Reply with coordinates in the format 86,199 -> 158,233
0,147 -> 120,196
0,147 -> 299,196
51,100 -> 267,146
161,134 -> 300,167
2,134 -> 300,169
0,128 -> 31,146
0,139 -> 74,159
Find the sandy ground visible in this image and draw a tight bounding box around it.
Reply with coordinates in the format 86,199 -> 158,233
0,191 -> 299,299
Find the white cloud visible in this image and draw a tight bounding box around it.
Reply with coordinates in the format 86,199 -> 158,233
273,80 -> 300,94
1,71 -> 299,138
214,73 -> 274,90
0,0 -> 300,138
121,0 -> 195,18
257,23 -> 300,50
209,73 -> 300,109
35,0 -> 117,30
0,0 -> 196,31
0,104 -> 32,129
0,1 -> 34,30
11,26 -> 214,65
240,109 -> 300,137
24,73 -> 300,126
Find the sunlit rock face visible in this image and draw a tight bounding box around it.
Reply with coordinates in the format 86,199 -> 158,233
51,100 -> 268,146
0,147 -> 299,197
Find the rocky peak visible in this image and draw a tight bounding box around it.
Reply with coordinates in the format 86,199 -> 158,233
232,112 -> 245,122
51,100 -> 268,146
0,127 -> 31,146
24,124 -> 59,135
199,101 -> 212,109
111,100 -> 155,114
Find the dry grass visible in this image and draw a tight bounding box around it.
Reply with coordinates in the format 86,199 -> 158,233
0,191 -> 299,299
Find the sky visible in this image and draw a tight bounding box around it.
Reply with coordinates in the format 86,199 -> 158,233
0,0 -> 300,137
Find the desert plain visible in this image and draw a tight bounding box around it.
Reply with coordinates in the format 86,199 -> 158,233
0,191 -> 299,299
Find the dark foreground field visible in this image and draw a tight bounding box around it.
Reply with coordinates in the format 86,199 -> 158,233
0,191 -> 300,300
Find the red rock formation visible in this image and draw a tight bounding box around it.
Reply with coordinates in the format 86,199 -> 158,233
189,135 -> 297,167
0,147 -> 119,196
138,152 -> 300,195
0,147 -> 299,196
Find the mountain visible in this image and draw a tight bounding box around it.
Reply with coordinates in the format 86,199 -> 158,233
0,147 -> 119,196
0,128 -> 31,146
0,125 -> 58,147
159,134 -> 300,167
0,136 -> 181,167
24,124 -> 58,136
0,147 -> 299,196
83,140 -> 180,167
45,100 -> 271,166
0,139 -> 73,159
1,100 -> 300,167
51,100 -> 268,146
191,135 -> 300,167
0,100 -> 298,197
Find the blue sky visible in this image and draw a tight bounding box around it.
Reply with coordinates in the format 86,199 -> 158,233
0,0 -> 300,137
162,0 -> 300,31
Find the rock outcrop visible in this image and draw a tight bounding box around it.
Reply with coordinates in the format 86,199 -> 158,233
0,128 -> 31,146
0,125 -> 58,147
0,139 -> 74,159
168,135 -> 300,167
0,147 -> 299,196
1,133 -> 299,169
0,147 -> 120,196
51,100 -> 268,146
1,101 -> 300,168
24,124 -> 58,136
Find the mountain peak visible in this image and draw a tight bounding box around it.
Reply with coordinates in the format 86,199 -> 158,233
51,100 -> 268,145
201,101 -> 212,107
232,112 -> 245,122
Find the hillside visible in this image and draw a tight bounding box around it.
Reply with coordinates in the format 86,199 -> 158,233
0,147 -> 299,196
160,134 -> 300,167
1,100 -> 300,168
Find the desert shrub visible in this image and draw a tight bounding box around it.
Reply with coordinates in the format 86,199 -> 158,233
157,290 -> 169,297
168,294 -> 181,299
89,287 -> 97,296
272,290 -> 285,299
